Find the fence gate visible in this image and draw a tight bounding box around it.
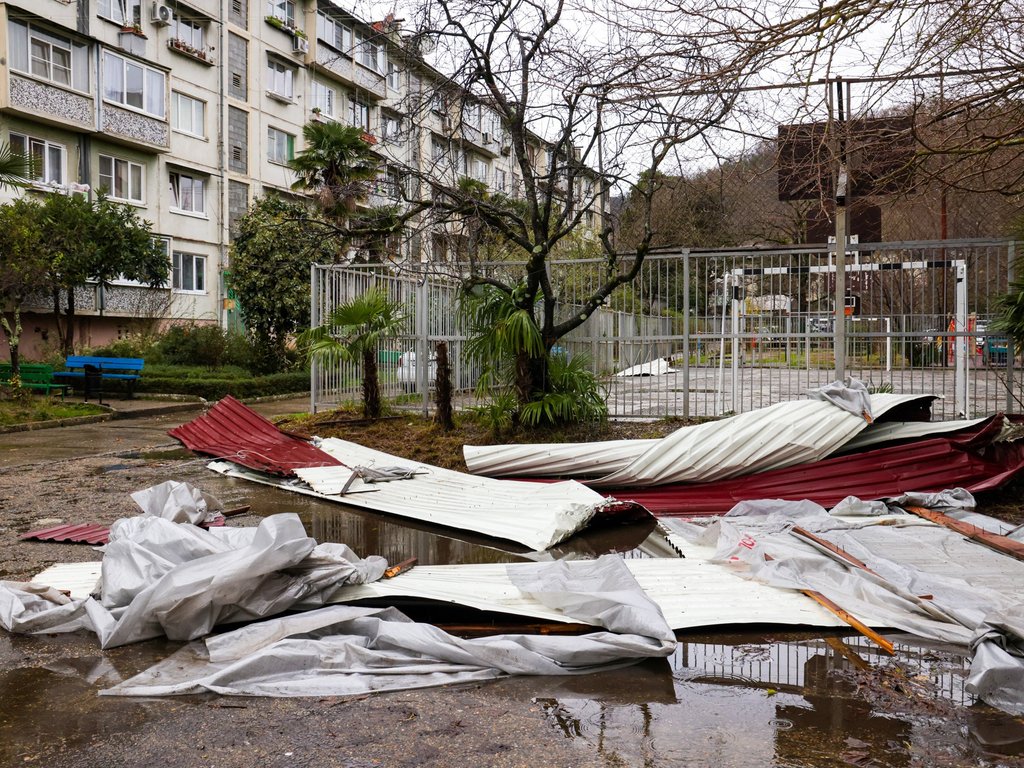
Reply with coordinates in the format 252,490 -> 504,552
311,239 -> 1020,420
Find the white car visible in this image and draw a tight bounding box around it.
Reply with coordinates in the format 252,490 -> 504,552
396,351 -> 437,391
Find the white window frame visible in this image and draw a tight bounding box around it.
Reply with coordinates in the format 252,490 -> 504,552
104,51 -> 166,118
8,20 -> 89,92
316,12 -> 351,52
349,97 -> 370,131
168,170 -> 206,215
386,61 -> 400,90
98,0 -> 142,26
98,154 -> 145,203
171,13 -> 205,51
171,91 -> 206,137
172,251 -> 207,293
267,126 -> 294,164
266,57 -> 295,100
9,132 -> 66,187
354,30 -> 385,73
381,114 -> 402,142
311,81 -> 336,118
266,0 -> 295,26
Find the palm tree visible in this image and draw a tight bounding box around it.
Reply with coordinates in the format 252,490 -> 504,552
0,143 -> 33,190
288,122 -> 380,220
298,286 -> 407,419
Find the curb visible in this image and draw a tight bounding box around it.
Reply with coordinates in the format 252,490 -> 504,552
0,411 -> 115,434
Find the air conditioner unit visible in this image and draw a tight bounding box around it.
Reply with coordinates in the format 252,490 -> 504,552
292,35 -> 309,54
151,2 -> 173,26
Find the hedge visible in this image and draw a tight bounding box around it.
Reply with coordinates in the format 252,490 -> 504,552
135,371 -> 310,400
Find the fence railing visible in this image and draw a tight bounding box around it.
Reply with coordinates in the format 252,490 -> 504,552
311,238 -> 1021,420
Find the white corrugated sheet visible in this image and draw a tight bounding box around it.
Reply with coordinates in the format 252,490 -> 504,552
464,393 -> 933,486
207,436 -> 623,551
31,562 -> 101,600
836,417 -> 989,454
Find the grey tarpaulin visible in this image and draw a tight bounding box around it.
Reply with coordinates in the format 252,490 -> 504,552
130,480 -> 224,525
0,513 -> 387,649
663,497 -> 1024,715
807,376 -> 873,420
101,556 -> 676,698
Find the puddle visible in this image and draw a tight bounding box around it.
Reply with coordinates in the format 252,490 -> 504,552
7,477 -> 1021,766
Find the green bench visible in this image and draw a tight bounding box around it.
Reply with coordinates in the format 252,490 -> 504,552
53,355 -> 145,402
0,363 -> 71,398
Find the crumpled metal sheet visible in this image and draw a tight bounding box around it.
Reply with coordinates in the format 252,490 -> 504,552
464,390 -> 935,485
169,395 -> 341,476
610,414 -> 1024,516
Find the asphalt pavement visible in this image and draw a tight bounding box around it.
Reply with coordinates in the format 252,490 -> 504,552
0,394 -> 314,469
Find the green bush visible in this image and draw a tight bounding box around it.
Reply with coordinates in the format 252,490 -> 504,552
136,370 -> 310,400
88,334 -> 162,361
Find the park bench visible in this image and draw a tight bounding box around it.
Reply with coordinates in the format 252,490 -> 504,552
0,363 -> 71,399
53,356 -> 144,402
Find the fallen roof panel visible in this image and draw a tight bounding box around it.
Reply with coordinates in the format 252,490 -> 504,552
168,395 -> 341,476
464,393 -> 936,485
607,415 -> 1024,516
207,435 -> 647,551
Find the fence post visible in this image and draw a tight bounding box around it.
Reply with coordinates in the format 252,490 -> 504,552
417,275 -> 430,417
682,250 -> 690,419
310,263 -> 319,414
954,260 -> 968,416
1008,242 -> 1017,414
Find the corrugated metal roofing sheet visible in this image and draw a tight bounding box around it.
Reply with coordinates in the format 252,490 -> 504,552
464,394 -> 935,485
609,415 -> 1024,516
20,523 -> 111,545
330,558 -> 860,631
207,436 -> 646,550
168,395 -> 342,476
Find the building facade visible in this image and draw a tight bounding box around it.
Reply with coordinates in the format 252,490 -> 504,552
0,0 -> 596,357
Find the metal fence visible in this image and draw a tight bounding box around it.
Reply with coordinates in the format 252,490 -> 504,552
310,238 -> 1021,420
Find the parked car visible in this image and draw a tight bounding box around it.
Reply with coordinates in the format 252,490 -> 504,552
396,351 -> 437,391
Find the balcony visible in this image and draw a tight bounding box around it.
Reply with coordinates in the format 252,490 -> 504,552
7,74 -> 94,130
168,38 -> 215,65
313,45 -> 387,99
99,104 -> 170,152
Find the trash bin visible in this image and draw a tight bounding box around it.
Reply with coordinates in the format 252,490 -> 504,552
83,364 -> 103,403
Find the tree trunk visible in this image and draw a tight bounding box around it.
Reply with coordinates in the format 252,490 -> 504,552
362,347 -> 381,419
63,288 -> 76,356
1,310 -> 21,376
434,341 -> 454,430
52,287 -> 68,355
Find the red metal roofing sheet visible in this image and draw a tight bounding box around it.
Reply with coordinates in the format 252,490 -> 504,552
600,415 -> 1024,516
168,395 -> 343,476
21,523 -> 110,545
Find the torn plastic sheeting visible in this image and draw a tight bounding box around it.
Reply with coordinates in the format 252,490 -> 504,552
0,513 -> 387,649
615,358 -> 676,377
101,556 -> 676,698
663,499 -> 1024,714
131,480 -> 224,525
463,389 -> 935,485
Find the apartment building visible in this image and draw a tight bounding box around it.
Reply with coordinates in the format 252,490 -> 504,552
0,0 -> 591,356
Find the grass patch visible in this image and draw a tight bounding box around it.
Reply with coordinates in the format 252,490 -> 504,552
0,397 -> 106,427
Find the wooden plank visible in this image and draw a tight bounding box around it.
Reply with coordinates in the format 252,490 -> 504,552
904,506 -> 1024,562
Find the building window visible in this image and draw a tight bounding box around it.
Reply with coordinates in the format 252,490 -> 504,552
104,52 -> 166,118
311,81 -> 336,117
98,0 -> 142,26
172,251 -> 206,293
171,14 -> 205,51
494,169 -> 507,192
354,30 -> 385,73
266,57 -> 294,99
381,114 -> 402,142
316,12 -> 351,51
266,0 -> 295,26
349,97 -> 370,130
9,133 -> 65,187
99,155 -> 144,203
8,20 -> 89,92
171,92 -> 206,137
169,171 -> 205,214
387,61 -> 400,90
267,127 -> 295,164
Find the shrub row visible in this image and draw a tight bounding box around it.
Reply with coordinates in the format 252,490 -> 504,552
136,371 -> 310,400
